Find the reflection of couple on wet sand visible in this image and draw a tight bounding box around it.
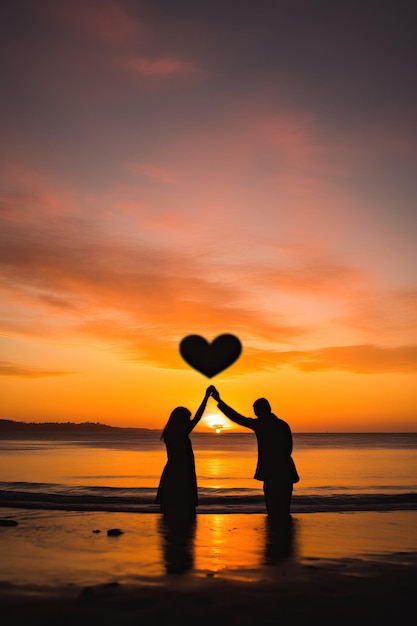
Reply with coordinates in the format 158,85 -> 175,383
156,385 -> 300,526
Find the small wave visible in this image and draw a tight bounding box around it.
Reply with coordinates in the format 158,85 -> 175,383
0,482 -> 416,514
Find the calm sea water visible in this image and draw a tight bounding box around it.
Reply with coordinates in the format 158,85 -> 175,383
1,432 -> 417,513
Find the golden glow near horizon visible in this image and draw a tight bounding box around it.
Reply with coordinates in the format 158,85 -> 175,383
202,413 -> 232,433
1,3 -> 416,432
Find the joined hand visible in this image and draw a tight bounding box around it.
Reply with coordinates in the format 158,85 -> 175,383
208,385 -> 220,401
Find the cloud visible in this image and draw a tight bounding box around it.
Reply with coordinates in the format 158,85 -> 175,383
265,345 -> 417,374
0,179 -> 306,350
46,0 -> 140,45
1,165 -> 415,376
113,342 -> 417,376
47,0 -> 198,82
125,162 -> 179,185
232,245 -> 368,297
336,287 -> 417,343
77,316 -> 303,369
0,361 -> 77,378
122,55 -> 196,77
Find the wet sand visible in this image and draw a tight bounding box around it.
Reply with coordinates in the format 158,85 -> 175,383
1,508 -> 416,625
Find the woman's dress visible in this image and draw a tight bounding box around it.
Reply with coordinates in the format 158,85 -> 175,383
156,431 -> 198,519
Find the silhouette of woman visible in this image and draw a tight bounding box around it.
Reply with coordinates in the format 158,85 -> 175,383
156,387 -> 212,523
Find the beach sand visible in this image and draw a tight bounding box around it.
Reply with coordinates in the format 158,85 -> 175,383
1,508 -> 417,625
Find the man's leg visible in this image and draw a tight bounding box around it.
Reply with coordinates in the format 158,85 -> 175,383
263,479 -> 293,521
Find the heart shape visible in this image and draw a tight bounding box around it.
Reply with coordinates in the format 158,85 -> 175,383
179,334 -> 242,378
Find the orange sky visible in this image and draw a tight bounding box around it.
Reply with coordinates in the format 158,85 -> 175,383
1,1 -> 416,432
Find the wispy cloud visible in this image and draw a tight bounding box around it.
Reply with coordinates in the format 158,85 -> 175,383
46,0 -> 141,45
0,178 -> 307,350
0,361 -> 77,378
264,345 -> 417,374
2,165 -> 413,373
122,55 -> 196,77
125,162 -> 179,185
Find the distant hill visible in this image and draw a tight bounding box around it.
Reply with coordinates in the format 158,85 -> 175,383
0,419 -> 159,437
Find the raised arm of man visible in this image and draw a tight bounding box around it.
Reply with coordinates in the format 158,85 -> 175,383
210,387 -> 256,431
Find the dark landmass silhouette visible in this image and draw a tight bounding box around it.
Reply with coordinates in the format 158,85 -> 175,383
0,419 -> 159,437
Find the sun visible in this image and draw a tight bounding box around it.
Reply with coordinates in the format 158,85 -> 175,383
203,413 -> 230,433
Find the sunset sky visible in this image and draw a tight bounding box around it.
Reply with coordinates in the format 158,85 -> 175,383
1,0 -> 416,432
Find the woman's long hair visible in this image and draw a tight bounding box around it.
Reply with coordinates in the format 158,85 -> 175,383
161,406 -> 192,441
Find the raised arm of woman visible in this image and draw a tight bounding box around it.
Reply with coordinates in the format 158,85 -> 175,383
188,387 -> 212,432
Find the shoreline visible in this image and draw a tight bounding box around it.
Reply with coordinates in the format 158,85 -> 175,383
2,492 -> 417,515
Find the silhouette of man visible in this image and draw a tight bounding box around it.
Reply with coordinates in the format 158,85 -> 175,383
209,386 -> 299,523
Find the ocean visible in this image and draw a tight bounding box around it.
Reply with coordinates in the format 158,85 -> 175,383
1,431 -> 416,514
